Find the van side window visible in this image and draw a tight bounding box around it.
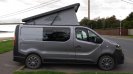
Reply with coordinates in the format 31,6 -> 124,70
76,28 -> 88,41
76,28 -> 102,43
43,27 -> 70,41
21,27 -> 43,41
88,30 -> 98,42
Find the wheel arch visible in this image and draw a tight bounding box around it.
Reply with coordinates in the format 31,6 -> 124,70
97,53 -> 116,64
25,52 -> 42,63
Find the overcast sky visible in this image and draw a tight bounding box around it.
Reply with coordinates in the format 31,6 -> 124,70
0,0 -> 133,22
0,0 -> 133,32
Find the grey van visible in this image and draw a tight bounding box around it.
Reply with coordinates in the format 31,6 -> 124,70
13,25 -> 124,70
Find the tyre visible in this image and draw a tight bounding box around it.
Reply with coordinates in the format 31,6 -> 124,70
98,55 -> 115,70
25,54 -> 41,69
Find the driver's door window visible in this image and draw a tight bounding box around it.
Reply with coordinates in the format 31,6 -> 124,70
76,28 -> 88,41
87,30 -> 97,42
76,28 -> 101,43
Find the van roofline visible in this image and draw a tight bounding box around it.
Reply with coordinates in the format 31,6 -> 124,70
20,24 -> 91,28
22,3 -> 80,22
20,25 -> 84,27
22,24 -> 82,26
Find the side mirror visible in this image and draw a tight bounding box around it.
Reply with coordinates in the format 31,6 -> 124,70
95,37 -> 103,44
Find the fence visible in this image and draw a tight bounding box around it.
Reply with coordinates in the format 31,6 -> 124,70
128,29 -> 133,35
94,29 -> 128,36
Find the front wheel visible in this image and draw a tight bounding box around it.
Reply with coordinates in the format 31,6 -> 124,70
98,55 -> 115,70
25,54 -> 41,69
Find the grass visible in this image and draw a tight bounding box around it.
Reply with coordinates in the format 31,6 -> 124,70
0,40 -> 13,54
14,71 -> 133,74
127,35 -> 133,38
79,72 -> 132,74
14,71 -> 66,74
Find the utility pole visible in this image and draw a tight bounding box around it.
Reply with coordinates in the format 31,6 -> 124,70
88,0 -> 90,20
119,16 -> 122,36
120,20 -> 122,36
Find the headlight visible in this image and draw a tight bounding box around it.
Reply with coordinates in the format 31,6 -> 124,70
116,45 -> 122,50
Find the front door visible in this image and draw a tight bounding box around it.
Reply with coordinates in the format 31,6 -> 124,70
74,27 -> 101,61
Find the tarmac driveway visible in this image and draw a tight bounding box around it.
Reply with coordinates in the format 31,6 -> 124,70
0,51 -> 23,74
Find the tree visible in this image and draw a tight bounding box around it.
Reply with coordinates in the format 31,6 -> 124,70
97,18 -> 105,29
123,20 -> 133,29
123,12 -> 133,29
105,15 -> 119,29
79,17 -> 93,28
80,15 -> 120,29
125,12 -> 133,21
80,17 -> 89,26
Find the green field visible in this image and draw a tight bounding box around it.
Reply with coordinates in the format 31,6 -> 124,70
14,71 -> 65,74
0,40 -> 13,54
79,72 -> 132,74
127,35 -> 133,38
14,71 -> 133,74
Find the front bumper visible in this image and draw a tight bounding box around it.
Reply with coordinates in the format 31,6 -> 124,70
113,49 -> 124,64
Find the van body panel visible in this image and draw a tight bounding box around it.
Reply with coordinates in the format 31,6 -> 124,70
13,25 -> 124,66
19,26 -> 75,60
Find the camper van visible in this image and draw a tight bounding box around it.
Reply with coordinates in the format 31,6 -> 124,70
13,25 -> 124,70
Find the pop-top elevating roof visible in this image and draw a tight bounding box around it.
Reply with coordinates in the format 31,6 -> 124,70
22,3 -> 80,22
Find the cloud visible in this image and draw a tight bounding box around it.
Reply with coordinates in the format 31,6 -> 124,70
104,0 -> 119,4
90,0 -> 133,20
17,0 -> 33,5
0,0 -> 133,21
0,0 -> 6,2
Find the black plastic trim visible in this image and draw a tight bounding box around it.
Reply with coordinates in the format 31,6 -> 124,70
13,25 -> 26,62
43,58 -> 95,64
113,50 -> 124,64
13,56 -> 25,63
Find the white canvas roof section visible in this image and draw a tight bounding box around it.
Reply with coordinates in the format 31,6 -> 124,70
22,3 -> 80,26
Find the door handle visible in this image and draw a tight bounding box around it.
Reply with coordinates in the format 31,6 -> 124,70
75,45 -> 81,48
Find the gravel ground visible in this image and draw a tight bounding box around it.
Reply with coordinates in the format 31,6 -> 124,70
0,51 -> 23,74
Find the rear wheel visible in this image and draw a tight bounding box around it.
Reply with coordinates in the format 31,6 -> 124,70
25,54 -> 41,69
98,55 -> 115,70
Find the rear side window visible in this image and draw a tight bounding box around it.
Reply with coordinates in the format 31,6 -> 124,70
43,27 -> 70,41
20,27 -> 70,41
21,27 -> 43,41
